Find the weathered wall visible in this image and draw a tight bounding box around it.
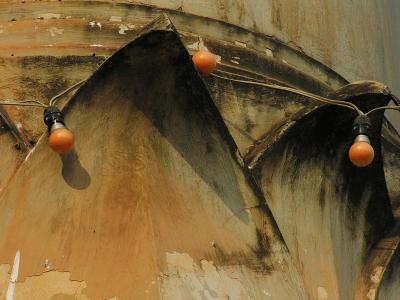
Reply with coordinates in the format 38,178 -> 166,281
138,0 -> 399,86
132,0 -> 400,128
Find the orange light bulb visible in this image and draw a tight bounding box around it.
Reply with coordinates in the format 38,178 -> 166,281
49,128 -> 74,155
192,50 -> 216,76
348,141 -> 374,167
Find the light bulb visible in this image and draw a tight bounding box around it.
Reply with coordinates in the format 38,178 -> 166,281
192,50 -> 216,76
44,106 -> 74,155
349,135 -> 374,167
348,115 -> 374,167
49,127 -> 74,154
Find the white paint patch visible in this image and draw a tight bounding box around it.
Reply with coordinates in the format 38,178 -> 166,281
234,41 -> 247,48
265,48 -> 274,57
118,24 -> 136,35
89,21 -> 102,30
48,27 -> 64,37
160,252 -> 284,300
109,16 -> 122,22
65,16 -> 72,19
38,13 -> 61,20
317,286 -> 328,300
186,41 -> 199,51
233,56 -> 240,60
370,266 -> 384,284
367,288 -> 377,300
230,59 -> 240,65
90,44 -> 104,48
6,250 -> 20,300
263,290 -> 272,297
44,259 -> 52,270
118,24 -> 129,35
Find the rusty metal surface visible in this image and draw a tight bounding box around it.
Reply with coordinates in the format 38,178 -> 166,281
0,1 -> 347,89
0,2 -> 397,299
0,15 -> 308,299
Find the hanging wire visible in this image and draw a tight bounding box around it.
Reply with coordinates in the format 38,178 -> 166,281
212,67 -> 400,116
210,72 -> 363,115
0,100 -> 46,108
0,79 -> 86,109
49,79 -> 86,106
366,105 -> 400,116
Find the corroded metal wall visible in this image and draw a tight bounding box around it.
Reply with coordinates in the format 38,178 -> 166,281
135,0 -> 400,87
136,0 -> 400,128
0,2 -> 398,300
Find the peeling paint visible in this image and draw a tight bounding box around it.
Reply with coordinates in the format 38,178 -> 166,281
109,16 -> 122,22
6,250 -> 20,300
187,41 -> 199,51
89,21 -> 102,30
317,286 -> 328,300
0,265 -> 89,300
160,251 -> 302,300
265,48 -> 274,57
234,41 -> 247,48
117,24 -> 136,35
48,27 -> 64,37
118,24 -> 129,35
367,288 -> 377,300
370,266 -> 384,283
38,13 -> 61,20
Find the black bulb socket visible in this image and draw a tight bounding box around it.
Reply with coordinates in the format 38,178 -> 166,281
44,106 -> 66,133
352,115 -> 371,138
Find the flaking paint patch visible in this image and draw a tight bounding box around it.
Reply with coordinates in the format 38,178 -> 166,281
317,286 -> 328,300
187,41 -> 199,51
161,252 -> 243,299
370,266 -> 384,283
48,27 -> 64,37
6,250 -> 20,300
234,41 -> 247,48
38,13 -> 61,20
118,24 -> 136,35
109,16 -> 122,22
0,265 -> 89,300
159,252 -> 301,300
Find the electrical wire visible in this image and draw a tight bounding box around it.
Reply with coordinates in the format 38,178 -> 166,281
0,70 -> 398,118
366,105 -> 400,116
49,79 -> 86,106
0,100 -> 46,108
0,79 -> 86,109
210,72 -> 363,115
